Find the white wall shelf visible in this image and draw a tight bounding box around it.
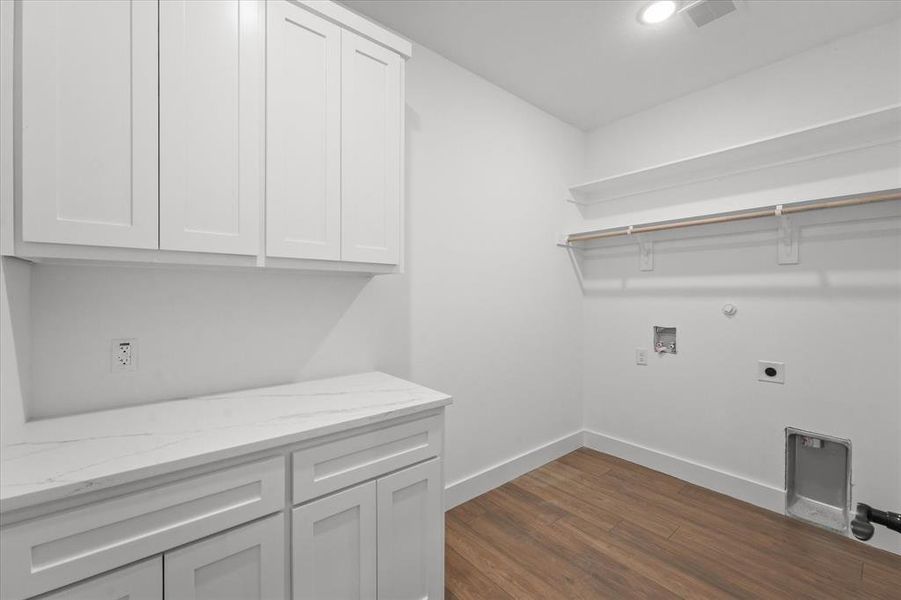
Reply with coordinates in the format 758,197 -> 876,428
568,104 -> 901,205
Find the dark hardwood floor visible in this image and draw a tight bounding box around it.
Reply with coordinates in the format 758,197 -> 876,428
445,448 -> 901,599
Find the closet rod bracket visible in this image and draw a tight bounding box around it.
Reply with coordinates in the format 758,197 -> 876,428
630,228 -> 654,271
777,208 -> 799,265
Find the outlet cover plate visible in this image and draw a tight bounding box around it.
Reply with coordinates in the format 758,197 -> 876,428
111,338 -> 137,372
757,360 -> 784,384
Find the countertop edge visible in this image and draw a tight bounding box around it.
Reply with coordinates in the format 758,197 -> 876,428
0,396 -> 452,516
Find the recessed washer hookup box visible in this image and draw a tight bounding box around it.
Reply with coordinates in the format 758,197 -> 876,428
785,427 -> 851,534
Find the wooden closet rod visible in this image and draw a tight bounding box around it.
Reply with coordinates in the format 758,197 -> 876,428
566,189 -> 901,244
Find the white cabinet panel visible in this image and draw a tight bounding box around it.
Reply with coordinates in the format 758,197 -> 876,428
266,1 -> 341,260
164,514 -> 285,600
292,482 -> 376,600
377,459 -> 443,600
20,0 -> 158,249
41,558 -> 161,600
0,456 -> 284,600
160,0 -> 263,255
340,31 -> 402,265
292,415 -> 441,505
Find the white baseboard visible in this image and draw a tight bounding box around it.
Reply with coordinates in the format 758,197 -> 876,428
582,429 -> 785,513
443,430 -> 583,509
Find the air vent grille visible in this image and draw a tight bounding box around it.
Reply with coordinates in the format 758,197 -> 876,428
683,0 -> 736,28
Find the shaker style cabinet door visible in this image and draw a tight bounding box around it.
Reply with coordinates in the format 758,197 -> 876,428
40,558 -> 161,600
20,0 -> 158,249
292,481 -> 377,600
164,514 -> 285,600
340,31 -> 402,265
266,1 -> 341,260
159,0 -> 263,255
377,459 -> 443,600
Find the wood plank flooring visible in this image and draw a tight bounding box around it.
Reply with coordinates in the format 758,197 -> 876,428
445,448 -> 901,599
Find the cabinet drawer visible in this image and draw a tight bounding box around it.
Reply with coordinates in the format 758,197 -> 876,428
0,456 -> 284,600
39,557 -> 161,600
293,416 -> 441,504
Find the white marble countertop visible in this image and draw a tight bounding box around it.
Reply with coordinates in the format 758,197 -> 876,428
0,372 -> 451,514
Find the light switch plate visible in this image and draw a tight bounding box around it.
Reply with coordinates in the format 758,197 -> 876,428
758,360 -> 784,384
636,348 -> 648,366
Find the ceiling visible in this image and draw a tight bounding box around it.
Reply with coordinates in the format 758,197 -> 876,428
341,1 -> 901,131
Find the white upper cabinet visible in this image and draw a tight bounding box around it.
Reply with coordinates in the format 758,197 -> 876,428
266,1 -> 341,260
340,31 -> 403,265
12,0 -> 409,270
159,0 -> 264,256
20,0 -> 158,249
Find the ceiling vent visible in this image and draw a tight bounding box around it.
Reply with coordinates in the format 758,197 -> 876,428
681,0 -> 736,28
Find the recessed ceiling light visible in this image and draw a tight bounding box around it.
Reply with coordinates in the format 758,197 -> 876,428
638,0 -> 678,25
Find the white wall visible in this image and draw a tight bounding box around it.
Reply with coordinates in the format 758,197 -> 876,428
9,44 -> 585,494
579,21 -> 901,553
0,258 -> 29,444
403,43 -> 585,496
585,20 -> 901,180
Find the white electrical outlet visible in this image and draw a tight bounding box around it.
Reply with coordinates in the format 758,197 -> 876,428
636,348 -> 648,366
111,339 -> 137,372
757,360 -> 784,384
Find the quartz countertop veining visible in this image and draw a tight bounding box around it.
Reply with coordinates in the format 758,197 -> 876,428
0,372 -> 452,514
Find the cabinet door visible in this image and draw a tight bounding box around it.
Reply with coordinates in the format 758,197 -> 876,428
160,0 -> 263,255
266,1 -> 341,260
20,0 -> 158,249
377,459 -> 443,600
164,514 -> 285,600
41,558 -> 161,600
292,482 -> 376,600
340,31 -> 402,265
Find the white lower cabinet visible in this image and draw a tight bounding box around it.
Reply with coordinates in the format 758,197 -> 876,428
40,558 -> 161,600
164,514 -> 285,600
2,412 -> 445,600
377,460 -> 444,600
292,482 -> 377,600
290,459 -> 443,600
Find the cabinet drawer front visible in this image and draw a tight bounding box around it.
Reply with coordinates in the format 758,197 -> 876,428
292,416 -> 441,504
0,457 -> 284,600
39,557 -> 161,600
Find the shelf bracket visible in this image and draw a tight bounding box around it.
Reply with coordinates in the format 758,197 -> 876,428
556,233 -> 574,248
632,229 -> 653,271
776,207 -> 799,265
